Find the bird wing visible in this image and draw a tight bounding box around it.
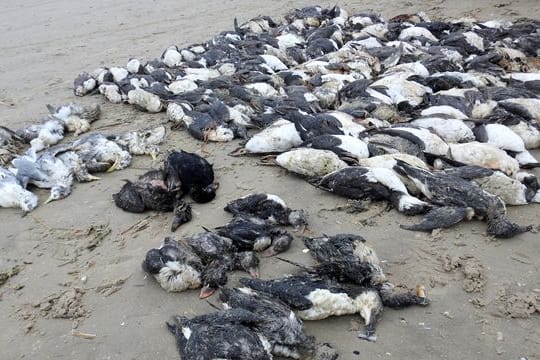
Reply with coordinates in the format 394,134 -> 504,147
400,206 -> 468,232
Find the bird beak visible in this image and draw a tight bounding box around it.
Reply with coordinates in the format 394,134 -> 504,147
199,286 -> 216,299
106,160 -> 119,173
261,248 -> 277,257
87,174 -> 101,181
170,217 -> 185,232
249,268 -> 260,278
416,285 -> 426,298
150,152 -> 158,161
44,197 -> 54,204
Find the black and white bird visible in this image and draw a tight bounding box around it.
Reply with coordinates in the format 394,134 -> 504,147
304,233 -> 430,310
394,160 -> 531,238
73,72 -> 97,96
220,287 -> 314,359
473,123 -> 540,167
143,237 -> 203,292
240,273 -> 383,342
310,166 -> 430,215
224,193 -> 307,229
215,215 -> 294,256
70,133 -> 132,173
187,232 -> 260,279
299,134 -> 370,163
274,148 -> 348,177
144,237 -> 247,297
167,309 -> 273,360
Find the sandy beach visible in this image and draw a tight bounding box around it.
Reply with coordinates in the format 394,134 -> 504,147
0,1 -> 539,359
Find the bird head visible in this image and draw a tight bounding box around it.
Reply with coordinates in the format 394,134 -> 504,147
289,209 -> 308,230
142,248 -> 165,274
190,183 -> 217,203
171,202 -> 192,231
45,185 -> 71,204
200,258 -> 230,299
262,231 -> 293,257
233,251 -> 260,278
20,193 -> 38,214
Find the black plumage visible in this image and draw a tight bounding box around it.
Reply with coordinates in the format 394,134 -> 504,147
400,206 -> 474,232
224,193 -> 307,228
309,167 -> 391,201
220,288 -> 313,358
142,237 -> 204,293
187,232 -> 260,278
167,309 -> 273,360
394,160 -> 531,238
215,215 -> 294,256
113,170 -> 176,213
163,150 -> 218,203
112,170 -> 192,231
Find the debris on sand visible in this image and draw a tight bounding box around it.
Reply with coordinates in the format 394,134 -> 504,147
71,329 -> 97,339
95,276 -> 130,297
441,254 -> 485,293
35,288 -> 86,319
493,287 -> 540,318
0,265 -> 23,287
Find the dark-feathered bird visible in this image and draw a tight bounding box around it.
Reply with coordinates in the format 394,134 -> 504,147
394,160 -> 531,238
220,287 -> 314,359
163,150 -> 218,203
224,193 -> 307,229
167,309 -> 273,360
113,170 -> 192,230
215,215 -> 294,256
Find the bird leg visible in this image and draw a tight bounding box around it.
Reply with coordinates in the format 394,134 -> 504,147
259,155 -> 277,166
358,320 -> 378,342
228,146 -> 249,157
171,199 -> 192,232
106,160 -> 120,173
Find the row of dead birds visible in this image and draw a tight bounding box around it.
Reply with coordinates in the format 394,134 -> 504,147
0,103 -> 166,213
71,5 -> 540,238
141,193 -> 428,359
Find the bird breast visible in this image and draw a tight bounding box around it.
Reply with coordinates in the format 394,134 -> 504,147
245,120 -> 303,153
276,148 -> 348,177
353,290 -> 382,325
298,289 -> 358,320
155,262 -> 202,292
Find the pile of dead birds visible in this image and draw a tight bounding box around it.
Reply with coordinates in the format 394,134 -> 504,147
143,193 -> 429,358
113,150 -> 219,231
141,193 -> 301,296
72,5 -> 540,238
0,103 -> 166,212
